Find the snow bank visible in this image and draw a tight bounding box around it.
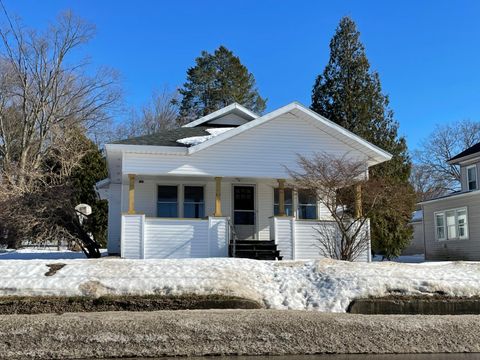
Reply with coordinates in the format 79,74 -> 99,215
1,258 -> 479,312
177,127 -> 234,146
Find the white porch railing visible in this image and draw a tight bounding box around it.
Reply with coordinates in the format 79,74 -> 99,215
270,216 -> 371,262
121,215 -> 229,259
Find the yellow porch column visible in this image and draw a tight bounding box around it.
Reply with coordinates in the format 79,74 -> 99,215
354,183 -> 362,218
128,174 -> 136,214
214,177 -> 222,217
278,179 -> 286,217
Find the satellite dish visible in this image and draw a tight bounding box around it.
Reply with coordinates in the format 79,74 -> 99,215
75,204 -> 92,216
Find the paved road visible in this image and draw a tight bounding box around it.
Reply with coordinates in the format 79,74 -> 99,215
1,310 -> 480,359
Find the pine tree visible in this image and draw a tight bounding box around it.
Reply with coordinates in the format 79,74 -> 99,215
71,139 -> 108,247
178,46 -> 266,123
311,17 -> 415,259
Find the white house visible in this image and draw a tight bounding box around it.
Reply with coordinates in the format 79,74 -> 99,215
98,102 -> 392,261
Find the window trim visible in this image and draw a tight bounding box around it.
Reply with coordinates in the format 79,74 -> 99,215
467,165 -> 477,191
296,189 -> 318,220
273,187 -> 294,216
434,207 -> 468,241
182,184 -> 205,219
156,184 -> 179,218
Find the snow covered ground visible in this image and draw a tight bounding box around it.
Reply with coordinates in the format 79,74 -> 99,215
0,249 -> 108,260
0,257 -> 479,312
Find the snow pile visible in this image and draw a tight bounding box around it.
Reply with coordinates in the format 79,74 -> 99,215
177,127 -> 234,146
0,258 -> 479,312
0,249 -> 108,260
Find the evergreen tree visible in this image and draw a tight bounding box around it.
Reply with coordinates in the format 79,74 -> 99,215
311,17 -> 415,258
178,46 -> 266,123
71,139 -> 109,247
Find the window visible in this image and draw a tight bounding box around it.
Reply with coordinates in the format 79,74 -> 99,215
467,165 -> 477,190
157,186 -> 178,217
435,213 -> 446,240
184,186 -> 204,218
297,190 -> 317,220
274,188 -> 293,216
435,208 -> 468,241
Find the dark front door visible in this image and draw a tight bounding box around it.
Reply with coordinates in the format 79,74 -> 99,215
233,185 -> 256,240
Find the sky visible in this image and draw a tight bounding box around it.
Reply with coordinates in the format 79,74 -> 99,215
2,0 -> 480,151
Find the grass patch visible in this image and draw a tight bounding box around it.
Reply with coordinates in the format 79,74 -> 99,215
0,294 -> 263,314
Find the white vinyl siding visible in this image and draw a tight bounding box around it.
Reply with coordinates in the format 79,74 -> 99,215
122,113 -> 370,179
434,207 -> 468,241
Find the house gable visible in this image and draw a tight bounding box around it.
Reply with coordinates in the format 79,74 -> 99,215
122,110 -> 383,179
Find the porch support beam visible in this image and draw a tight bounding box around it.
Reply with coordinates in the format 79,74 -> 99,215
128,174 -> 136,214
354,183 -> 362,218
214,177 -> 222,217
278,178 -> 286,217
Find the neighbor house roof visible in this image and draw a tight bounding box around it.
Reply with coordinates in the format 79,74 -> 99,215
447,141 -> 480,164
113,126 -> 212,147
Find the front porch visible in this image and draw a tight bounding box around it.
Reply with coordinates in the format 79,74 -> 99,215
118,174 -> 370,261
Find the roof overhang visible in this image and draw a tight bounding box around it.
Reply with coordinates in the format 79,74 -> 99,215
419,190 -> 480,205
186,102 -> 392,165
447,153 -> 480,166
182,103 -> 259,128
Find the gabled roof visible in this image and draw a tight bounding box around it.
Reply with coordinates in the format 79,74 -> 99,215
182,103 -> 258,128
113,126 -> 211,147
106,102 -> 393,168
447,142 -> 480,164
186,102 -> 393,164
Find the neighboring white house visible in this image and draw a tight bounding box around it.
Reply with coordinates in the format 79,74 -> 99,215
97,102 -> 392,261
419,142 -> 480,260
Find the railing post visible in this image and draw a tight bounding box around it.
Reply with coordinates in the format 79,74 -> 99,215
278,179 -> 286,216
128,174 -> 136,214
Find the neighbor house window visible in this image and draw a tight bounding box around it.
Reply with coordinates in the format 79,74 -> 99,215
274,188 -> 293,216
157,185 -> 178,217
467,165 -> 477,190
297,190 -> 317,220
435,208 -> 468,241
183,186 -> 205,218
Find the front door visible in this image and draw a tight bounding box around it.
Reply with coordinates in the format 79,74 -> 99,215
233,185 -> 256,240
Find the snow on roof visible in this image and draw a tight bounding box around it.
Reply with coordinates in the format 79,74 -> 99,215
176,127 -> 234,146
411,210 -> 423,222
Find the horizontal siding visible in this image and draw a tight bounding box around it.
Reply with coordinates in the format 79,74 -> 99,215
123,113 -> 370,179
208,217 -> 229,257
121,215 -> 144,259
403,222 -> 425,255
424,194 -> 480,260
144,219 -> 209,259
274,217 -> 294,260
295,221 -> 324,260
294,220 -> 369,262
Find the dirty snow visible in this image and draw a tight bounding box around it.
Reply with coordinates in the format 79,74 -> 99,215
0,257 -> 479,312
176,127 -> 234,146
0,249 -> 108,260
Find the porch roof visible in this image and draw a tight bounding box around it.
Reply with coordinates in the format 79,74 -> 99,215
114,126 -> 211,147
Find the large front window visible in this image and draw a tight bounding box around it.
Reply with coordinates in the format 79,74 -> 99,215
183,186 -> 205,218
298,190 -> 317,220
157,185 -> 178,217
274,188 -> 293,216
435,207 -> 468,241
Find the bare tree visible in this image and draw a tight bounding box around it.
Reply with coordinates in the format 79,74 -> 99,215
289,153 -> 413,261
0,11 -> 120,257
410,163 -> 448,202
414,120 -> 480,193
114,87 -> 179,140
